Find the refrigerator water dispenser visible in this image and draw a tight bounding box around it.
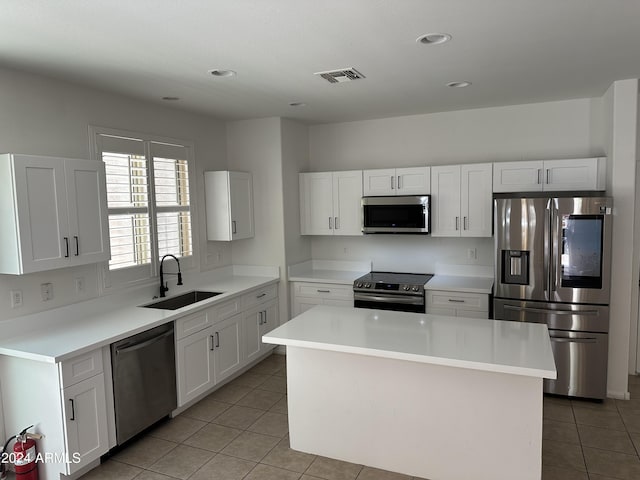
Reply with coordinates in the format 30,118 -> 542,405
502,250 -> 529,285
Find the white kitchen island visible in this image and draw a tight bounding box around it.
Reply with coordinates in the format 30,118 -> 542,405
263,305 -> 556,480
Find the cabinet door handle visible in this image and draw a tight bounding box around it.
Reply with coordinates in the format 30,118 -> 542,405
397,175 -> 401,190
317,289 -> 330,293
262,310 -> 267,324
210,335 -> 215,350
334,217 -> 339,230
64,237 -> 69,257
258,311 -> 264,325
215,332 -> 220,348
256,292 -> 266,299
537,169 -> 542,184
391,176 -> 395,190
232,220 -> 237,234
455,217 -> 459,231
463,217 -> 467,230
74,236 -> 79,256
69,399 -> 75,421
546,169 -> 550,184
329,217 -> 333,229
448,299 -> 465,303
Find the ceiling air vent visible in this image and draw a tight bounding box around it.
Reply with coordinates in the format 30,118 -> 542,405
314,68 -> 365,84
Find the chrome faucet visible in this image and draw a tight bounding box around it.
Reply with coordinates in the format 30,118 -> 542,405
159,254 -> 183,297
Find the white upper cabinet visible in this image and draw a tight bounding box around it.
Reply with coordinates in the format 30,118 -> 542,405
493,158 -> 606,193
431,163 -> 492,237
300,170 -> 363,236
0,153 -> 110,274
205,171 -> 254,241
363,167 -> 430,196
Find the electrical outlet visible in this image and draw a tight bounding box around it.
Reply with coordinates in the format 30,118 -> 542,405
74,277 -> 85,293
10,290 -> 23,308
467,248 -> 477,260
216,251 -> 221,262
41,282 -> 53,301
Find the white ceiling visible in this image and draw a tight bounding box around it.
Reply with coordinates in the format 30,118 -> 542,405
2,0 -> 639,124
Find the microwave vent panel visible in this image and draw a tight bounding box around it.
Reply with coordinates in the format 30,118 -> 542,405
314,68 -> 366,84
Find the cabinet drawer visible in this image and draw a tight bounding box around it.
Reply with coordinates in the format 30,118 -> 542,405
176,310 -> 211,340
295,283 -> 353,299
426,290 -> 488,312
211,298 -> 242,322
61,349 -> 104,387
243,284 -> 278,309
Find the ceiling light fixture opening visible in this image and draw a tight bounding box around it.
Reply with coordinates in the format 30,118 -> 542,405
416,33 -> 452,45
209,69 -> 236,78
162,96 -> 180,101
446,81 -> 471,88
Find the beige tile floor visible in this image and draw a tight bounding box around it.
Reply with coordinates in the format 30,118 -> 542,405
79,354 -> 640,480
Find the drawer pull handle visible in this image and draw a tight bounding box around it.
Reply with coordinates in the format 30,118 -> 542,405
256,293 -> 267,299
317,289 -> 330,293
448,299 -> 465,303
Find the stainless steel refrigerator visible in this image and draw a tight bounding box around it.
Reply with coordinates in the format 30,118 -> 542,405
493,195 -> 613,399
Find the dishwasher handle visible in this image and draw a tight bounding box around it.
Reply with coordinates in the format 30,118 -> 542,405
115,329 -> 174,355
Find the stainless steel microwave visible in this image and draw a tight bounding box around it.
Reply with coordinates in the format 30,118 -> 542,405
362,195 -> 430,234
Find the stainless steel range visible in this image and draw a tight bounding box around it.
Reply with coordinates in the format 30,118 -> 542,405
353,271 -> 434,313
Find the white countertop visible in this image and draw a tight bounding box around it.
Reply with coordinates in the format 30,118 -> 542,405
263,305 -> 556,379
424,275 -> 494,294
0,266 -> 279,364
288,260 -> 371,284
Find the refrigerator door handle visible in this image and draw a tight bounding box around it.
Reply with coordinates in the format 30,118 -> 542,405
549,336 -> 598,344
544,203 -> 551,296
503,305 -> 600,316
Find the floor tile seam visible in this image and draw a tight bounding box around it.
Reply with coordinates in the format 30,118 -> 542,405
573,421 -> 628,432
256,456 -> 316,476
110,439 -> 182,469
578,441 -> 640,458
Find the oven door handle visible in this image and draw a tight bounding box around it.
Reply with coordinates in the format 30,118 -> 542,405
354,293 -> 424,305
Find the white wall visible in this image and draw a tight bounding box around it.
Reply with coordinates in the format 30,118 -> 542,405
309,98 -> 601,170
601,79 -> 639,398
226,117 -> 290,324
308,98 -> 602,270
280,118 -> 312,267
0,67 -> 228,320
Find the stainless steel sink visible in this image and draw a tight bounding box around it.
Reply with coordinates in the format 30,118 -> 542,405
141,290 -> 222,310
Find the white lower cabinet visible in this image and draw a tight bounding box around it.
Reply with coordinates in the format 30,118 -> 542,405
175,285 -> 279,407
425,290 -> 489,319
291,282 -> 353,316
213,314 -> 243,382
62,374 -> 109,474
176,327 -> 216,405
244,299 -> 279,363
0,348 -> 111,479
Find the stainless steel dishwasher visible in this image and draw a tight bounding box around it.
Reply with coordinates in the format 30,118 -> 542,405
111,323 -> 177,445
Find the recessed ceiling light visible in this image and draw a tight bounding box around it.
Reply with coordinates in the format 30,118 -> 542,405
289,102 -> 307,107
209,69 -> 236,78
161,96 -> 180,101
416,33 -> 452,45
446,81 -> 472,88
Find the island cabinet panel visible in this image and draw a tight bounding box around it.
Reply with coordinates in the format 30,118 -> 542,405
300,171 -> 363,236
493,157 -> 606,193
0,153 -> 110,274
291,282 -> 353,316
285,346 -> 544,480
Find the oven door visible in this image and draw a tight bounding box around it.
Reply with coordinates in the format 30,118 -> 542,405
362,196 -> 430,234
354,291 -> 426,313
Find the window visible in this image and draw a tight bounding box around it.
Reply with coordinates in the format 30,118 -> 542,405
91,127 -> 194,287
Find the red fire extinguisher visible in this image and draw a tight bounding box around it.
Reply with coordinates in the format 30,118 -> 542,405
1,425 -> 43,480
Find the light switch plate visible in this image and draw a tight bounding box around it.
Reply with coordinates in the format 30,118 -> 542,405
41,283 -> 53,301
10,290 -> 23,308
